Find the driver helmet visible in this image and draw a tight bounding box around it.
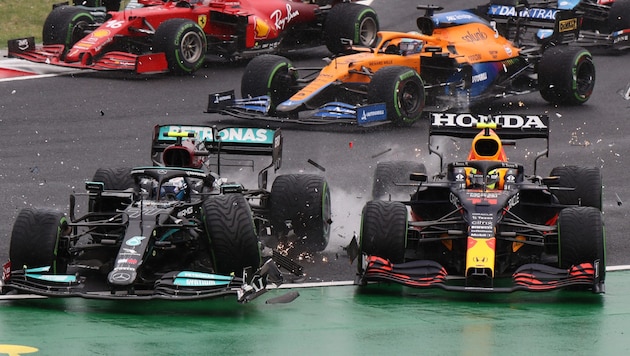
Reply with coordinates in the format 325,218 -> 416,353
160,177 -> 188,200
400,33 -> 423,55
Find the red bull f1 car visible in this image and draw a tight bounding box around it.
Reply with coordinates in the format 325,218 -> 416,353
1,125 -> 331,301
206,5 -> 595,126
479,0 -> 630,52
351,113 -> 605,293
6,0 -> 378,74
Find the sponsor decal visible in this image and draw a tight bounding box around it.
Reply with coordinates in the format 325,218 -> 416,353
160,125 -> 214,142
198,15 -> 207,28
213,92 -> 234,104
2,261 -> 10,281
111,272 -> 132,282
462,28 -> 488,42
430,113 -> 548,129
254,17 -> 270,39
16,38 -> 30,51
488,5 -> 557,20
217,127 -> 272,144
177,206 -> 194,218
91,29 -> 111,38
126,236 -> 147,247
271,4 -> 300,30
472,72 -> 487,83
121,248 -> 141,256
559,18 -> 578,32
117,258 -> 138,265
357,104 -> 387,124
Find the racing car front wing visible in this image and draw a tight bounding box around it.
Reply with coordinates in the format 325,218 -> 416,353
358,255 -> 605,293
206,90 -> 391,127
7,38 -> 169,74
1,260 -> 282,303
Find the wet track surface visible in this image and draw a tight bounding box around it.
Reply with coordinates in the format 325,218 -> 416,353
0,0 -> 629,294
1,0 -> 630,354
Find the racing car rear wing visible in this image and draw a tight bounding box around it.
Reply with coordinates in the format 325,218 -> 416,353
427,112 -> 549,175
478,4 -> 582,46
151,124 -> 282,189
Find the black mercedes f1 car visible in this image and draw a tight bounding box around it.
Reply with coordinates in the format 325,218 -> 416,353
1,125 -> 331,301
353,113 -> 606,293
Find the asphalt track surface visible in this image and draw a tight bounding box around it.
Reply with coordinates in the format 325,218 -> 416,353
1,0 -> 630,354
1,0 -> 630,281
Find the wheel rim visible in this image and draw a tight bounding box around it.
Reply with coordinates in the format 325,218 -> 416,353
359,17 -> 378,47
399,80 -> 423,115
575,59 -> 595,97
180,32 -> 203,63
70,20 -> 90,47
321,186 -> 331,241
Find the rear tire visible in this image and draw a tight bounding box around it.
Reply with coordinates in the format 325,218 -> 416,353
241,55 -> 298,116
270,174 -> 331,252
359,200 -> 407,271
324,3 -> 379,54
607,0 -> 630,32
10,208 -> 68,274
549,166 -> 602,210
368,66 -> 425,126
203,194 -> 261,276
372,161 -> 426,200
154,19 -> 207,75
557,207 -> 605,281
90,167 -> 135,212
538,46 -> 595,105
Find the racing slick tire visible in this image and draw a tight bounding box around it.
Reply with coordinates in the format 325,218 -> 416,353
42,6 -> 95,55
372,161 -> 426,200
538,46 -> 595,105
269,174 -> 332,252
549,166 -> 602,210
323,2 -> 379,54
9,208 -> 69,274
557,206 -> 606,282
607,0 -> 630,33
90,167 -> 135,212
359,200 -> 407,271
368,66 -> 425,126
154,19 -> 207,75
241,55 -> 298,116
203,194 -> 261,276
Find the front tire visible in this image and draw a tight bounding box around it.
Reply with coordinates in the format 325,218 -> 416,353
538,46 -> 595,105
372,161 -> 426,200
10,208 -> 68,274
270,174 -> 331,252
241,55 -> 298,116
324,3 -> 379,54
90,167 -> 135,212
42,6 -> 94,53
154,19 -> 207,75
368,66 -> 425,126
557,207 -> 606,282
359,200 -> 408,272
203,194 -> 261,276
549,166 -> 602,210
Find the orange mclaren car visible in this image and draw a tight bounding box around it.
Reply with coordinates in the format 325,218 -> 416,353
208,5 -> 595,126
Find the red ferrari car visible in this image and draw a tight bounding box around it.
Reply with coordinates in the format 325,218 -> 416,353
7,0 -> 379,74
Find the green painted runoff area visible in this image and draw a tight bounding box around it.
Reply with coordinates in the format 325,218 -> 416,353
1,271 -> 630,355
